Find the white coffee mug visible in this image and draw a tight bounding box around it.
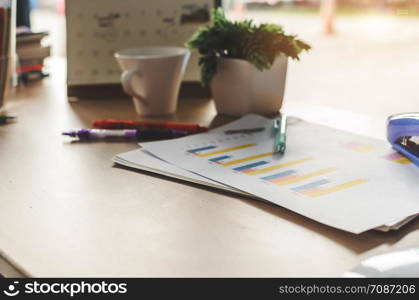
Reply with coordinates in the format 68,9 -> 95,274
115,47 -> 190,116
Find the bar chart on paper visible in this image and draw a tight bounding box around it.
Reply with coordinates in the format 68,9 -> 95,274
142,114 -> 419,233
382,152 -> 412,164
185,142 -> 368,199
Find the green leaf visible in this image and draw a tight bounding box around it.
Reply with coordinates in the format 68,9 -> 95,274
186,9 -> 311,86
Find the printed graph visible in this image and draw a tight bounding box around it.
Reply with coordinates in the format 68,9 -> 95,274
187,145 -> 217,154
189,144 -> 256,158
219,152 -> 273,166
209,155 -> 231,163
141,113 -> 419,233
292,179 -> 330,194
246,157 -> 313,175
263,168 -> 336,186
344,142 -> 375,152
185,143 -> 368,198
233,161 -> 270,173
382,152 -> 411,164
261,170 -> 297,183
292,179 -> 368,198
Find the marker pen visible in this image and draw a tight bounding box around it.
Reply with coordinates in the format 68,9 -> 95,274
62,128 -> 188,140
92,120 -> 208,133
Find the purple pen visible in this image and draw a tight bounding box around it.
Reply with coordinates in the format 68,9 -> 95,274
62,129 -> 188,140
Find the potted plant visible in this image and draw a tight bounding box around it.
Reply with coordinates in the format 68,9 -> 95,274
187,9 -> 311,116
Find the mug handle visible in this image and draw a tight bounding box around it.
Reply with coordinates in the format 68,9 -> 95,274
121,70 -> 149,106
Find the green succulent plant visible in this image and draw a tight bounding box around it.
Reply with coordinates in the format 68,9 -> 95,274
186,8 -> 311,86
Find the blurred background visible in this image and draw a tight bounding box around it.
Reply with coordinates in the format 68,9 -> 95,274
27,0 -> 419,131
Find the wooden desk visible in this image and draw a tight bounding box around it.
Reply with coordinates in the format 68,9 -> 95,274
1,61 -> 419,277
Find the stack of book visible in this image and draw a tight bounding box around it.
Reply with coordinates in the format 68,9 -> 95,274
16,30 -> 50,82
0,0 -> 13,108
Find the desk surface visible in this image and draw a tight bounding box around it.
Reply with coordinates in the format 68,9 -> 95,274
1,61 -> 419,277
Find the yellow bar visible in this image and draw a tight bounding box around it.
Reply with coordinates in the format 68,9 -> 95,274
308,179 -> 368,198
196,144 -> 256,157
274,168 -> 336,186
246,157 -> 313,175
354,146 -> 375,152
394,157 -> 411,164
220,152 -> 273,166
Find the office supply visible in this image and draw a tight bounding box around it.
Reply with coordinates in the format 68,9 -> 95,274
0,112 -> 15,124
224,127 -> 265,135
114,118 -> 416,233
63,128 -> 188,140
114,148 -> 256,197
140,114 -> 419,234
387,113 -> 419,168
273,116 -> 287,154
93,119 -> 208,133
65,0 -> 218,97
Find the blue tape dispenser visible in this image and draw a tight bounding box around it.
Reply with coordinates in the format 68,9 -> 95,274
387,113 -> 419,167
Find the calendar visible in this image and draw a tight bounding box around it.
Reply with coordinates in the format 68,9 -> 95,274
66,0 -> 218,87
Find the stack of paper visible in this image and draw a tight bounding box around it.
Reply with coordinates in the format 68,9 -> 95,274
114,115 -> 419,234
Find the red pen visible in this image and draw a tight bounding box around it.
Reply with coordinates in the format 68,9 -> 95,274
93,120 -> 208,134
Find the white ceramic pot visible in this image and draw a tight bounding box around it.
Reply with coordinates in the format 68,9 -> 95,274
210,55 -> 288,116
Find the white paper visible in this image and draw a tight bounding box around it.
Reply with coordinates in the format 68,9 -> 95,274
114,148 -> 414,231
114,140 -> 415,232
114,149 -> 255,196
140,115 -> 419,233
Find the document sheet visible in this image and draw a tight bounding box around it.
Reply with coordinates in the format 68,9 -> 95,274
140,115 -> 419,233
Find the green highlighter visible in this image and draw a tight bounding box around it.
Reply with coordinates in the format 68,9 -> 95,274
273,115 -> 287,154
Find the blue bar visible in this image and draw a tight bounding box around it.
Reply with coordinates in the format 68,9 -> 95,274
209,155 -> 231,162
233,161 -> 269,171
261,170 -> 296,181
187,145 -> 217,153
291,179 -> 330,191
